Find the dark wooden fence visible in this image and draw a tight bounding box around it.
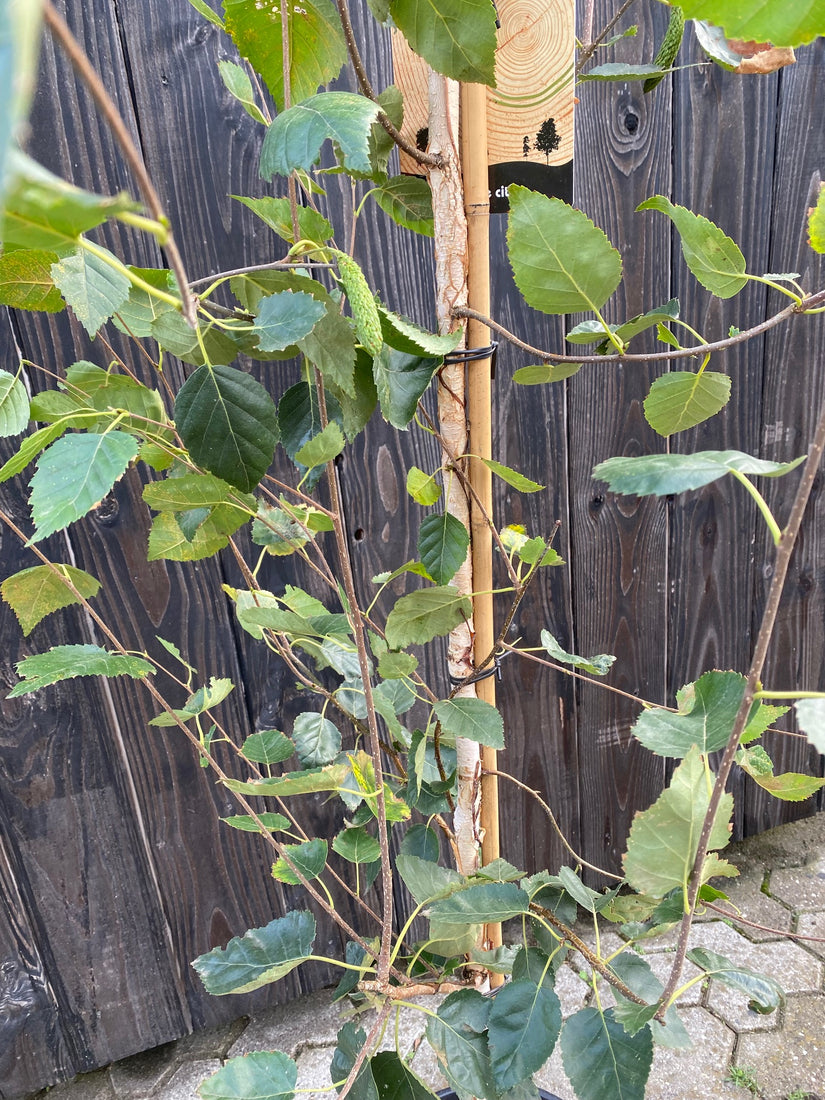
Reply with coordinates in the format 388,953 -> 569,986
1,1 -> 823,1094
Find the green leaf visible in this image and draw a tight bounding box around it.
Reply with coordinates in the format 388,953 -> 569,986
292,712 -> 342,767
737,747 -> 825,802
62,361 -> 168,435
373,175 -> 434,237
294,421 -> 345,470
482,459 -> 543,493
427,881 -> 530,924
331,1023 -> 378,1100
418,511 -> 469,585
50,246 -> 131,336
277,379 -> 344,487
674,0 -> 825,47
369,1052 -> 438,1100
406,467 -> 441,506
224,763 -> 349,798
809,185 -> 825,253
148,676 -> 234,726
507,186 -> 622,315
388,0 -> 497,85
795,698 -> 825,753
217,60 -> 267,124
333,826 -> 381,864
512,361 -> 582,385
426,989 -> 496,1100
686,947 -> 785,1013
29,431 -> 138,542
433,697 -> 504,749
199,1051 -> 297,1100
609,953 -> 691,1048
623,745 -> 736,899
143,472 -> 253,513
488,980 -> 561,1092
378,650 -> 419,679
614,299 -> 681,347
644,371 -> 732,437
2,149 -> 140,250
150,311 -> 238,367
0,248 -> 64,312
192,910 -> 315,995
399,824 -> 440,862
252,289 -> 326,352
221,812 -> 291,833
637,196 -> 747,298
579,62 -> 667,82
692,19 -> 743,69
252,502 -> 309,556
175,363 -> 278,493
272,838 -> 328,884
9,644 -> 153,697
593,449 -> 806,497
561,1007 -> 653,1100
632,670 -> 748,758
385,585 -> 473,649
0,1 -> 42,203
1,564 -> 100,636
0,368 -> 29,437
233,194 -> 333,245
541,630 -> 615,676
368,86 -> 403,180
395,852 -> 463,906
373,348 -> 441,428
377,305 -> 463,357
223,0 -> 346,113
241,729 -> 295,765
260,92 -> 381,179
146,508 -> 245,562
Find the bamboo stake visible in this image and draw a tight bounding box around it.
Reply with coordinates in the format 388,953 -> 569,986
460,81 -> 503,976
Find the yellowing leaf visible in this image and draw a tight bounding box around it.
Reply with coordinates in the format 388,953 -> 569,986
2,564 -> 100,636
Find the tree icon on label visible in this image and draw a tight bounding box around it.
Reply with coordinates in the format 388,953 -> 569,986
535,118 -> 561,163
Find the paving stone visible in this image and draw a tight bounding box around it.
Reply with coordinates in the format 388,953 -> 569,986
770,856 -> 825,913
796,911 -> 825,960
727,813 -> 825,872
31,1069 -> 116,1100
707,870 -> 794,941
553,963 -> 589,1016
154,1060 -> 222,1100
228,988 -> 341,1058
295,1044 -> 335,1097
688,921 -> 823,994
735,994 -> 825,1100
645,1007 -> 736,1100
108,1042 -> 178,1098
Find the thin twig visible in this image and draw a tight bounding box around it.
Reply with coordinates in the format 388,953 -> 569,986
42,2 -> 197,327
703,902 -> 825,943
576,0 -> 638,76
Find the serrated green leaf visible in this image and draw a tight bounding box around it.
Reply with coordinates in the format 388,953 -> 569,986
2,149 -> 140,250
623,746 -> 736,899
233,194 -> 333,245
199,1051 -> 297,1100
0,368 -> 29,437
614,299 -> 680,346
399,824 -> 440,862
146,508 -> 244,561
221,812 -> 291,833
579,62 -> 666,82
385,585 -> 473,649
367,85 -> 403,180
541,629 -> 615,676
377,650 -> 418,679
223,0 -> 346,113
143,472 -> 254,513
637,196 -> 747,298
738,747 -> 825,801
433,697 -> 504,749
332,826 -> 381,864
1,564 -> 100,636
373,175 -> 434,236
418,511 -> 469,585
51,245 -> 131,336
566,319 -> 615,345
373,347 -> 441,428
675,0 -> 825,47
512,361 -> 582,385
686,947 -> 784,1012
192,909 -> 315,995
593,449 -> 806,497
29,431 -> 138,541
241,729 -> 295,765
294,420 -> 345,470
260,92 -> 381,178
795,698 -> 825,753
224,763 -> 349,798
561,1007 -> 653,1100
277,379 -> 344,488
150,311 -> 239,366
252,289 -> 326,352
426,989 -> 496,1100
331,1023 -> 379,1100
175,363 -> 278,493
292,711 -> 342,767
272,838 -> 328,884
406,466 -> 442,506
217,60 -> 267,124
427,881 -> 530,924
369,1052 -> 437,1100
377,305 -> 463,357
0,248 -> 64,312
389,0 -> 497,84
488,979 -> 561,1092
644,371 -> 732,436
252,502 -> 310,556
186,0 -> 224,27
632,670 -> 748,758
149,676 -> 234,727
482,459 -> 544,493
808,185 -> 825,254
507,186 -> 622,315
609,953 -> 691,1048
9,644 -> 152,697
0,419 -> 92,483
692,19 -> 742,69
